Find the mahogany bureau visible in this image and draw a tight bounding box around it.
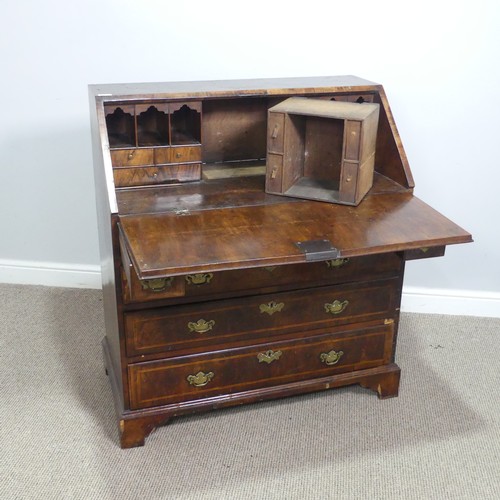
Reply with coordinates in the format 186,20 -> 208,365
89,76 -> 472,448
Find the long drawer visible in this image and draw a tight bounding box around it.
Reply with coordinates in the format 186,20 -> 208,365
124,278 -> 399,357
128,321 -> 394,409
121,249 -> 402,304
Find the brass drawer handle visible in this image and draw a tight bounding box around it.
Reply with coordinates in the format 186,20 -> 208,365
259,301 -> 284,315
187,319 -> 215,334
320,350 -> 344,366
326,258 -> 349,268
127,150 -> 135,160
257,349 -> 282,364
185,273 -> 214,285
141,277 -> 173,292
324,300 -> 349,315
271,124 -> 280,139
187,371 -> 214,387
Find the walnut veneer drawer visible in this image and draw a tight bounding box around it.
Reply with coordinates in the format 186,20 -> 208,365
128,321 -> 394,409
113,164 -> 201,188
124,278 -> 399,357
170,146 -> 202,164
111,148 -> 154,167
121,253 -> 402,304
183,254 -> 402,299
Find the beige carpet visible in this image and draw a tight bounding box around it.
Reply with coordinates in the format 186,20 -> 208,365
1,283 -> 499,499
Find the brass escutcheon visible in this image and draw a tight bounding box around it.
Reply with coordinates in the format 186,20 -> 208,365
185,273 -> 214,285
320,350 -> 344,366
187,319 -> 215,334
141,277 -> 174,292
257,349 -> 282,364
326,258 -> 350,268
259,301 -> 285,316
324,300 -> 349,315
187,371 -> 214,387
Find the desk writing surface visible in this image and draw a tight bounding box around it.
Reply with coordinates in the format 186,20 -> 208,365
119,190 -> 472,279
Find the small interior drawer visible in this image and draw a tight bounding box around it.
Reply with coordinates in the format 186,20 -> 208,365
128,321 -> 394,409
124,278 -> 399,357
111,148 -> 154,167
113,164 -> 201,188
267,112 -> 285,154
170,146 -> 202,164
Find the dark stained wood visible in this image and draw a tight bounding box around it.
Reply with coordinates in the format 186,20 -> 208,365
118,191 -> 472,279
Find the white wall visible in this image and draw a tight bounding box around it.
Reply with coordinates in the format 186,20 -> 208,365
1,0 -> 499,315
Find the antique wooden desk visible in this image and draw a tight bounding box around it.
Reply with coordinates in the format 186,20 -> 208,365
89,76 -> 472,448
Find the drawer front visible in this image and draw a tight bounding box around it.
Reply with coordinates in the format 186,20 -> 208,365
125,278 -> 398,356
111,148 -> 154,167
266,153 -> 283,193
113,164 -> 201,188
120,234 -> 187,302
122,268 -> 186,302
183,253 -> 402,299
128,322 -> 394,409
344,120 -> 361,161
268,112 -> 285,154
153,147 -> 171,165
170,146 -> 202,163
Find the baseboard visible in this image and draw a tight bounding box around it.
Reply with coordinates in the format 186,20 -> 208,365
401,286 -> 500,318
0,259 -> 102,289
1,261 -> 498,317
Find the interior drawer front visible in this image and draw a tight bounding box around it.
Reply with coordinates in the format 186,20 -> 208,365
124,278 -> 398,356
111,149 -> 154,167
128,322 -> 394,409
113,164 -> 201,188
170,146 -> 202,163
267,112 -> 285,154
183,253 -> 402,299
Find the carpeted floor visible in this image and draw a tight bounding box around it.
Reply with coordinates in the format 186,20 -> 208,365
0,283 -> 499,499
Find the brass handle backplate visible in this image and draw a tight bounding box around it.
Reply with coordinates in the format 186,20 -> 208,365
271,124 -> 279,139
187,371 -> 214,387
320,350 -> 344,366
259,301 -> 285,316
324,300 -> 349,315
187,319 -> 215,334
185,273 -> 214,285
257,349 -> 282,364
141,277 -> 174,292
326,258 -> 350,268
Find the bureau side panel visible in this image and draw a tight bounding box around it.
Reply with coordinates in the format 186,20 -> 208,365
89,91 -> 125,401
